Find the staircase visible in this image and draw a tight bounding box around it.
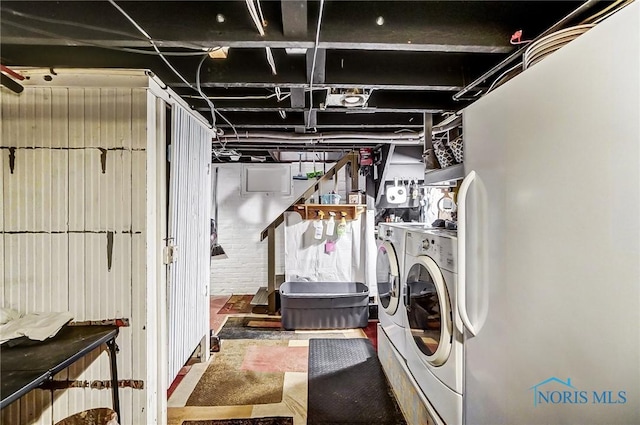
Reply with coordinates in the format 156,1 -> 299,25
257,151 -> 361,314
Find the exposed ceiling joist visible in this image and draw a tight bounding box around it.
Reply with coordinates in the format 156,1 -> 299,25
0,0 -> 615,162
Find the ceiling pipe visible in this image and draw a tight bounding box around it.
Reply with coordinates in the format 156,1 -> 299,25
217,137 -> 421,146
453,0 -> 602,100
224,144 -> 365,151
218,130 -> 423,142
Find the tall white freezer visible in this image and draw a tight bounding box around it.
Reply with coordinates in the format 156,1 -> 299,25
460,3 -> 639,424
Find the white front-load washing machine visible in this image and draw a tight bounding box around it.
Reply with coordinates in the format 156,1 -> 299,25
376,222 -> 411,359
403,228 -> 463,425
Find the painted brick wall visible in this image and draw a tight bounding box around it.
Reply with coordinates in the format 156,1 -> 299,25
210,162 -> 347,295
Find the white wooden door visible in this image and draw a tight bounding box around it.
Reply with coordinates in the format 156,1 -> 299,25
166,106 -> 212,382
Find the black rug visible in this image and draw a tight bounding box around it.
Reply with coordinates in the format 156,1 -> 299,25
307,338 -> 406,425
182,418 -> 293,425
216,317 -> 294,340
217,317 -> 347,340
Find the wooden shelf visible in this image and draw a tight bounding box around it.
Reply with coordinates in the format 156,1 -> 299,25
423,163 -> 465,185
292,204 -> 366,221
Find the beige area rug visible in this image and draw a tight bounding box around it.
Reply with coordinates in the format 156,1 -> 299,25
186,340 -> 287,406
182,418 -> 293,425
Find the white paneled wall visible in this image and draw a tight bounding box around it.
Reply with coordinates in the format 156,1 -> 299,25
166,106 -> 212,383
0,74 -> 164,425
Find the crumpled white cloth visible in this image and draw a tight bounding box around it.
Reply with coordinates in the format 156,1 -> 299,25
0,307 -> 22,325
0,310 -> 74,344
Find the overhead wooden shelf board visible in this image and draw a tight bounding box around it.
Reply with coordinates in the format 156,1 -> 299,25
292,204 -> 366,221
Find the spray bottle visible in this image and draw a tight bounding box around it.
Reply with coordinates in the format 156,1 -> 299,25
336,212 -> 347,237
326,212 -> 336,236
313,211 -> 325,240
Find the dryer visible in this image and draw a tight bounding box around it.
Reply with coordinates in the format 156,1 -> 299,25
375,222 -> 410,359
403,228 -> 463,425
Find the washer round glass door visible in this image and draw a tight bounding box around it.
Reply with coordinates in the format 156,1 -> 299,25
405,255 -> 452,366
376,241 -> 400,315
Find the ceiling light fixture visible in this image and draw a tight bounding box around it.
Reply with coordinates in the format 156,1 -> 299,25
342,94 -> 364,106
324,88 -> 371,108
376,16 -> 385,26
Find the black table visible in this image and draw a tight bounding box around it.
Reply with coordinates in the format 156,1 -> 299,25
0,325 -> 120,421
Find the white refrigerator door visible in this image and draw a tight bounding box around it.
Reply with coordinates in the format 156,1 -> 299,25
461,3 -> 639,424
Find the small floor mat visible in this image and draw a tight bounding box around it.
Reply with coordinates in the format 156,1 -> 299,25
307,338 -> 406,425
182,418 -> 293,425
186,340 -> 286,406
218,317 -> 347,340
217,295 -> 254,314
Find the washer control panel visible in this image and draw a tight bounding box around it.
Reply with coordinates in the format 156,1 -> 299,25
406,231 -> 457,273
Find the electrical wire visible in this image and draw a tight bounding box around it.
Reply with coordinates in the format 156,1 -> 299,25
0,19 -> 210,56
453,0 -> 602,101
8,1 -> 242,133
182,91 -> 290,101
194,55 -> 239,141
308,0 -> 326,127
509,30 -> 533,45
256,0 -> 268,27
245,1 -> 277,75
245,0 -> 265,36
265,47 -> 277,75
275,87 -> 292,102
215,110 -> 240,141
3,7 -> 144,39
109,0 -> 203,92
591,0 -> 635,23
486,62 -> 522,94
196,54 -> 217,126
580,0 -> 631,23
108,0 -> 230,132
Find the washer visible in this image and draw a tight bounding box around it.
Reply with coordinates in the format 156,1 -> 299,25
403,228 -> 463,425
375,222 -> 411,359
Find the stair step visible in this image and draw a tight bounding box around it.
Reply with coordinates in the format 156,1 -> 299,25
251,287 -> 268,306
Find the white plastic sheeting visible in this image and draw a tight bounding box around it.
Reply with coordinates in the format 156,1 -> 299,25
284,212 -> 366,283
167,106 -> 212,383
424,187 -> 446,224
